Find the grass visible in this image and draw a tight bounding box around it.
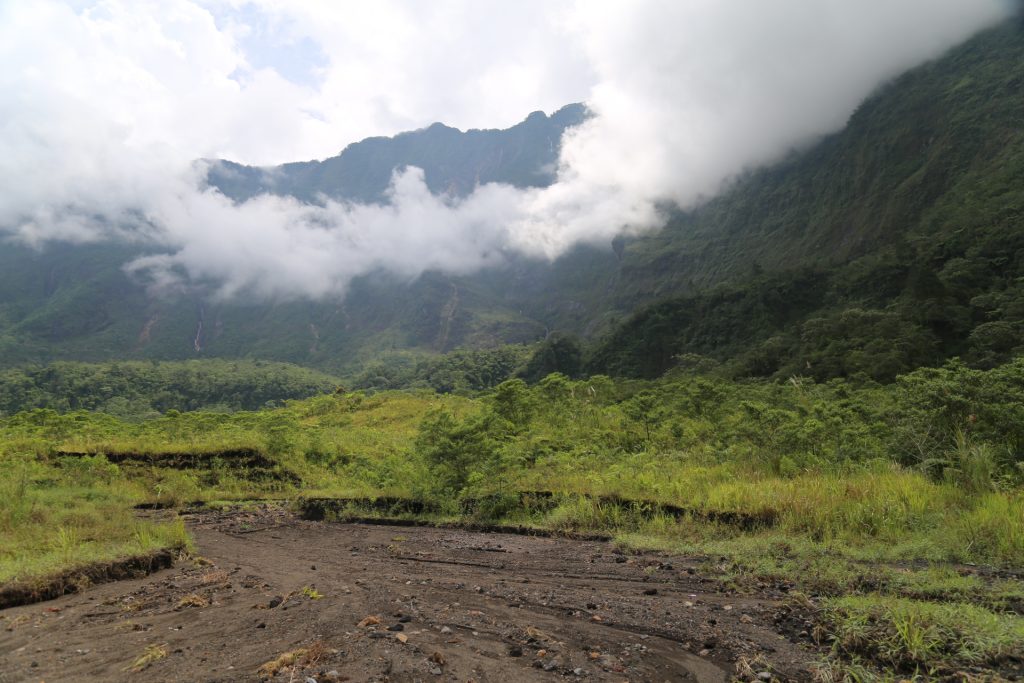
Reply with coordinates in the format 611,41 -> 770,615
821,595 -> 1024,675
0,456 -> 190,584
257,648 -> 310,678
126,643 -> 168,672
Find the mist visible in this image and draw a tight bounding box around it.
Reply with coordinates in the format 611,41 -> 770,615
0,0 -> 1015,300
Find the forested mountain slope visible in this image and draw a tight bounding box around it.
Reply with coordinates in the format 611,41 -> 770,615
0,20 -> 1021,381
586,20 -> 1024,380
0,107 -> 588,369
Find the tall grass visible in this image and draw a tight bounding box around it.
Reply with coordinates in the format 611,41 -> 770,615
822,595 -> 1024,673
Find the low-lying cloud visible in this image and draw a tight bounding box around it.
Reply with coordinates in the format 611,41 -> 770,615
0,0 -> 1016,300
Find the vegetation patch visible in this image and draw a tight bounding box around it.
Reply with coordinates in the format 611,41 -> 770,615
0,549 -> 175,610
55,447 -> 277,470
126,643 -> 168,673
2,359 -> 1022,676
820,595 -> 1024,677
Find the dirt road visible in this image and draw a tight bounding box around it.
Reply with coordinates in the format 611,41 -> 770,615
0,507 -> 819,682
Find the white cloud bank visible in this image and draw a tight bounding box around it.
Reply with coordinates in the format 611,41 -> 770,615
0,0 -> 1015,299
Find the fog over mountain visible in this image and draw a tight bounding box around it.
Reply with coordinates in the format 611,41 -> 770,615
0,0 -> 1015,300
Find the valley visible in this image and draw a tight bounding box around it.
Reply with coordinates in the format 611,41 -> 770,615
2,7 -> 1024,682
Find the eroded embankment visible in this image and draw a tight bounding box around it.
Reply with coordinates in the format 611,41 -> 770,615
55,447 -> 301,484
0,549 -> 175,610
298,491 -> 778,530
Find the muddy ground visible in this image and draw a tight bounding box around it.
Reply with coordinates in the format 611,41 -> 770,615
0,507 -> 822,682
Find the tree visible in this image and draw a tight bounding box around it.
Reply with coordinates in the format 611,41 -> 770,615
521,333 -> 583,382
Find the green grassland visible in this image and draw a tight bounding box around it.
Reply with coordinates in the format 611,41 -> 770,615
2,358 -> 1023,677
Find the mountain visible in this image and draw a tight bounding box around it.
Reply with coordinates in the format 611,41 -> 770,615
1,20 -> 1022,381
206,103 -> 588,203
0,105 -> 590,370
585,19 -> 1024,380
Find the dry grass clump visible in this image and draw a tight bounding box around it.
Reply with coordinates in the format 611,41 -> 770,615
126,643 -> 168,672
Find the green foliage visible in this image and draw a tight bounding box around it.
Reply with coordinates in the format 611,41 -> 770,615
489,379 -> 535,428
414,410 -> 502,494
352,346 -> 528,393
0,360 -> 341,417
520,333 -> 583,382
4,353 -> 1024,604
586,22 -> 1024,382
822,595 -> 1024,674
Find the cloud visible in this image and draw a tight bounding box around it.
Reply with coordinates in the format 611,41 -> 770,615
125,166 -> 524,300
0,0 -> 1016,299
507,0 -> 1016,257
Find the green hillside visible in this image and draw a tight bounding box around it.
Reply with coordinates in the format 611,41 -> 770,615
0,21 -> 1022,381
586,20 -> 1024,380
0,359 -> 342,417
0,107 -> 588,371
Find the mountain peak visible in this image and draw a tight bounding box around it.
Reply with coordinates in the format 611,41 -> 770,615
207,104 -> 587,204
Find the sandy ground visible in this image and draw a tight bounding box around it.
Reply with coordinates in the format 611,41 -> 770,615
0,507 -> 820,682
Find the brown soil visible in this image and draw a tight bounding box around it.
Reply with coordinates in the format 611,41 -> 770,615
0,507 -> 821,682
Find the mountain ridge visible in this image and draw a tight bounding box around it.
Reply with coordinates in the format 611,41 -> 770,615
1,21 -> 1022,382
205,103 -> 588,204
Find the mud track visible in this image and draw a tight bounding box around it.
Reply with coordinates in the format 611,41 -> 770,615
0,507 -> 820,682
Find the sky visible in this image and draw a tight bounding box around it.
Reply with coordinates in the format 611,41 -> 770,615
0,0 -> 1016,300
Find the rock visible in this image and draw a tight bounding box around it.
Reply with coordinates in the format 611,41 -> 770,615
439,626 -> 452,634
256,622 -> 266,629
698,649 -> 711,657
395,633 -> 408,643
757,672 -> 772,681
573,667 -> 585,676
387,624 -> 404,632
429,665 -> 443,675
398,615 -> 412,623
740,614 -> 754,624
306,677 -> 318,683
586,602 -> 598,609
643,588 -> 658,596
508,645 -> 523,657
267,596 -> 283,609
